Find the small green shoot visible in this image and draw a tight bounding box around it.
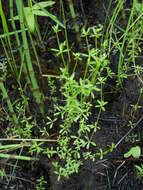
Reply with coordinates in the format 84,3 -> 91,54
36,176 -> 46,190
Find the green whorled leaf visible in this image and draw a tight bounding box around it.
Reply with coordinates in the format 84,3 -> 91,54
124,146 -> 141,158
32,1 -> 55,10
23,7 -> 35,33
33,9 -> 65,28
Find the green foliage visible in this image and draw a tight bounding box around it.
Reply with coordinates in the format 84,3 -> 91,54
23,6 -> 35,33
42,54 -> 113,179
36,176 -> 47,190
0,142 -> 36,161
124,146 -> 141,158
16,0 -> 45,115
0,169 -> 6,180
30,141 -> 44,155
133,0 -> 143,14
21,0 -> 64,33
135,164 -> 143,179
1,0 -> 143,184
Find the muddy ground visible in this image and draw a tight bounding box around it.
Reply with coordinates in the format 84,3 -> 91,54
1,0 -> 143,189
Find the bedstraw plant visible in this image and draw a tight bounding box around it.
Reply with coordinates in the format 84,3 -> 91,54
1,0 -> 143,185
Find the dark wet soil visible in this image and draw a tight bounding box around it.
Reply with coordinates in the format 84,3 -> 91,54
1,0 -> 143,189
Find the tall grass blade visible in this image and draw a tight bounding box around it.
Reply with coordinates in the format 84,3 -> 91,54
16,0 -> 45,115
67,0 -> 81,42
0,0 -> 18,77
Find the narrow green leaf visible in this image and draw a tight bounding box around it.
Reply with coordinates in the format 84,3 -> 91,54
16,0 -> 45,115
33,9 -> 65,28
135,165 -> 143,172
33,9 -> 47,16
32,1 -> 55,10
0,0 -> 11,45
23,7 -> 35,33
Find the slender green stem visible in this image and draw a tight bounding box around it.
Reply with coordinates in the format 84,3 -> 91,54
16,0 -> 45,115
67,0 -> 81,42
60,0 -> 71,64
118,6 -> 134,85
0,0 -> 18,77
0,79 -> 19,127
0,153 -> 37,161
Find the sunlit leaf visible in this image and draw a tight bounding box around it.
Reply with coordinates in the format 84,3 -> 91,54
124,146 -> 141,158
33,1 -> 55,10
124,149 -> 132,158
33,9 -> 65,28
132,146 -> 141,158
23,7 -> 35,33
